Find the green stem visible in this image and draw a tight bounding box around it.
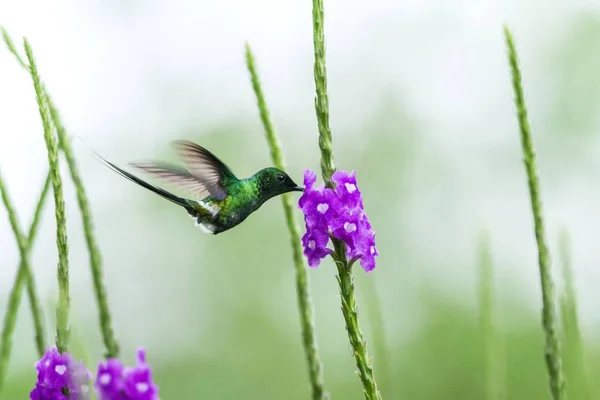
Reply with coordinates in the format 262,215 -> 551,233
312,0 -> 336,184
24,38 -> 71,354
0,172 -> 50,392
1,27 -> 28,69
332,242 -> 381,400
47,91 -> 120,359
245,43 -> 328,400
311,0 -> 381,398
504,25 -> 566,400
2,26 -> 120,359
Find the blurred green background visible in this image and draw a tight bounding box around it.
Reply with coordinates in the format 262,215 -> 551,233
1,1 -> 600,399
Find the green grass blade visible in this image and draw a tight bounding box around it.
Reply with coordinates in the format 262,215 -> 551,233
503,25 -> 566,400
24,38 -> 71,354
0,172 -> 50,392
245,43 -> 328,400
558,229 -> 590,399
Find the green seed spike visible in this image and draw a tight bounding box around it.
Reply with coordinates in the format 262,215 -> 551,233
504,25 -> 566,400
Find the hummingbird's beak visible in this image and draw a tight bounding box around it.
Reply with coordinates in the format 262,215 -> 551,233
293,186 -> 305,192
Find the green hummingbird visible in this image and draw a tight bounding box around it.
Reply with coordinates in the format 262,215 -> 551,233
83,139 -> 304,234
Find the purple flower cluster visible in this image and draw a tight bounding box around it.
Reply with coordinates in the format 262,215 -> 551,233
298,169 -> 378,272
30,347 -> 158,400
30,346 -> 92,400
95,349 -> 159,400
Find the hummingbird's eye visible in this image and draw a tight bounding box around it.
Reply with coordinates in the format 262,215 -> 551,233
277,174 -> 285,182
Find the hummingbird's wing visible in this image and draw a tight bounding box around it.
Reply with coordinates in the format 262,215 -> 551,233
171,140 -> 238,201
129,161 -> 213,200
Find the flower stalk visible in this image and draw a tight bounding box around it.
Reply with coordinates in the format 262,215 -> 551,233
504,25 -> 566,400
310,0 -> 382,398
0,172 -> 50,392
47,91 -> 120,359
24,38 -> 71,354
312,0 -> 336,184
2,27 -> 120,359
245,43 -> 328,400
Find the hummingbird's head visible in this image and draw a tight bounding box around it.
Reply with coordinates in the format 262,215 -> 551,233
255,167 -> 304,200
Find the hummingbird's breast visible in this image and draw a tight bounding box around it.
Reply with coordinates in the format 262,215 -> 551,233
190,181 -> 261,234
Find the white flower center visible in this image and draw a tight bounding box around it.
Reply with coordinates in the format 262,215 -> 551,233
345,183 -> 357,193
54,365 -> 67,375
370,246 -> 376,255
316,203 -> 329,214
99,373 -> 112,385
136,382 -> 149,393
44,360 -> 51,367
344,222 -> 357,233
308,240 -> 316,250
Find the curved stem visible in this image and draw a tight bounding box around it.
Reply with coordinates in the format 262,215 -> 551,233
0,172 -> 50,392
47,91 -> 120,359
245,43 -> 328,400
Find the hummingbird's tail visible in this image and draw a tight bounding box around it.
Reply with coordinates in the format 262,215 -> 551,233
76,136 -> 194,212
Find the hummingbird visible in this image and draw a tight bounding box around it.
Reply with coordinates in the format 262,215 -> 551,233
81,139 -> 304,234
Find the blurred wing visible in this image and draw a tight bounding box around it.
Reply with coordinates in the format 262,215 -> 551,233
130,161 -> 212,199
171,140 -> 237,201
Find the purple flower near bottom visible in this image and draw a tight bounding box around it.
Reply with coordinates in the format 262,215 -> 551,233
95,349 -> 159,400
30,346 -> 92,400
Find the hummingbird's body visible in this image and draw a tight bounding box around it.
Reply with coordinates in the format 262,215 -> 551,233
185,170 -> 293,233
83,139 -> 303,234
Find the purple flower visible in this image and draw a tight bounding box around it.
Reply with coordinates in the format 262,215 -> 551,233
298,169 -> 317,209
300,186 -> 341,229
301,227 -> 332,268
332,170 -> 363,209
354,230 -> 378,272
95,349 -> 159,400
96,359 -> 126,399
30,346 -> 92,400
298,169 -> 378,272
330,208 -> 363,252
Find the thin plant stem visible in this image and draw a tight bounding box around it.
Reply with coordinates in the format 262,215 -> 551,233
47,91 -> 120,359
2,27 -> 120,358
245,44 -> 328,400
312,0 -> 336,184
1,27 -> 28,69
311,0 -> 381,398
558,229 -> 590,399
24,38 -> 71,354
0,172 -> 50,392
503,25 -> 566,400
332,242 -> 381,400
